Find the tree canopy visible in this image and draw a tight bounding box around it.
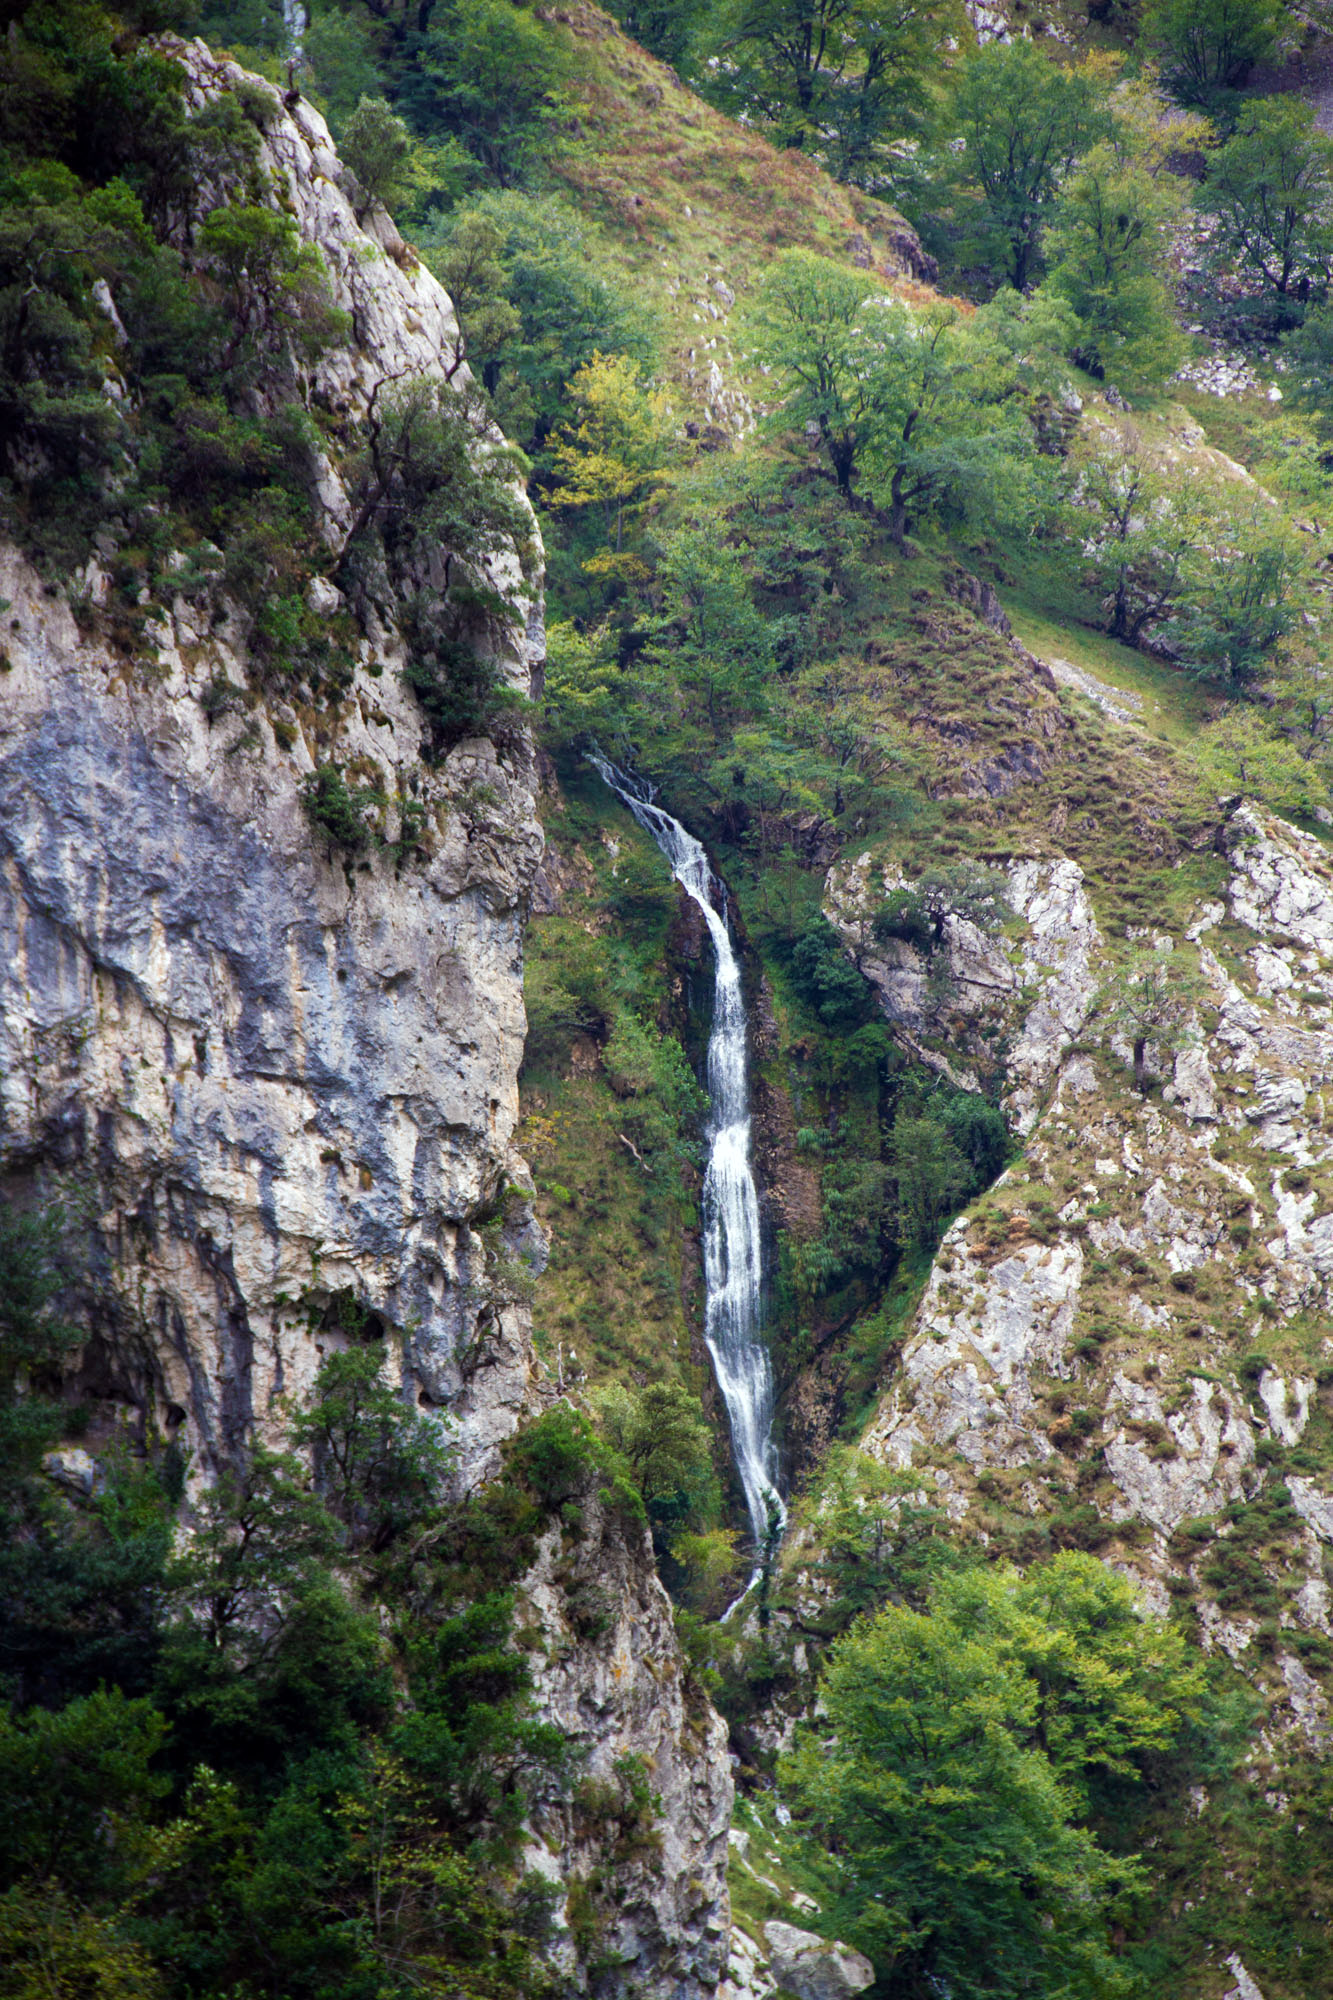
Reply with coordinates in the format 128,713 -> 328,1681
782,1553 -> 1204,2000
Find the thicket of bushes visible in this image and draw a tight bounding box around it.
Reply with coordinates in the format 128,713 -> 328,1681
0,1201 -> 699,1999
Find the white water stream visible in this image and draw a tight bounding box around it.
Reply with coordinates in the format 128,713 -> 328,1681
590,758 -> 786,1607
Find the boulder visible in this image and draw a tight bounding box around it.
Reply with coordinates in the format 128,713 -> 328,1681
762,1922 -> 874,2000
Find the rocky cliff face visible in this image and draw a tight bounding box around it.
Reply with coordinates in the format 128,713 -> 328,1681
519,1486 -> 733,1995
826,797 -> 1333,1748
1,38 -> 546,1484
0,47 -> 731,1995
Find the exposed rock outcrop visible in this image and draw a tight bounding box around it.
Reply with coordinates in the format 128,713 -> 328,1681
0,38 -> 545,1487
822,850 -> 1101,1125
852,804 -> 1333,1683
520,1488 -> 732,1996
759,1923 -> 874,2000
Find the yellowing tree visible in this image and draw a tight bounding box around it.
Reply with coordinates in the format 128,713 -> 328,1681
546,351 -> 673,566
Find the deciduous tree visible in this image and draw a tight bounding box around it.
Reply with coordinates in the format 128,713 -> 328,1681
1063,427 -> 1213,645
547,350 -> 673,560
1143,0 -> 1288,110
782,1554 -> 1202,1998
1046,141 -> 1184,385
1098,946 -> 1207,1093
948,42 -> 1113,290
705,0 -> 962,183
1201,97 -> 1333,313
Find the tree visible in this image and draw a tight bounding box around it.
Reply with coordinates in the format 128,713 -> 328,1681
947,1555 -> 1205,1809
811,1446 -> 953,1629
592,1380 -> 718,1534
890,1113 -> 972,1246
782,1554 -> 1201,1998
167,1443 -> 339,1664
783,1593 -> 1133,1996
604,0 -> 711,68
1201,97 -> 1333,318
288,1348 -> 453,1553
1063,427 -> 1214,646
1099,946 -> 1207,1093
949,43 -> 1113,291
873,859 -> 1011,948
641,529 -> 773,742
337,374 -> 531,628
1046,141 -> 1185,386
0,1882 -> 161,2000
1194,703 -> 1330,818
425,211 -> 521,389
861,301 -> 1041,547
0,166 -> 148,489
747,256 -> 1045,543
339,94 -> 414,213
1143,0 -> 1288,110
197,202 -> 346,378
0,1205 -> 83,1500
1284,297 -> 1333,426
705,0 -> 962,183
424,192 -> 657,452
743,250 -> 878,500
546,351 -> 674,561
1169,490 -> 1309,689
791,914 -> 877,1025
406,0 -> 573,186
670,1526 -> 741,1617
0,1689 -> 167,1899
301,8 -> 383,129
1268,633 -> 1333,762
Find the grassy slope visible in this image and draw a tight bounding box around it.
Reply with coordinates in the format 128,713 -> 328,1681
531,0 -> 935,434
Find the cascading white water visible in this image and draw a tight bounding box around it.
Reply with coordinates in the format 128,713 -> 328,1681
590,757 -> 786,1606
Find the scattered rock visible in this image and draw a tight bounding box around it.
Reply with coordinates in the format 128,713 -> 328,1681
305,575 -> 344,616
1046,655 -> 1143,728
1224,1953 -> 1265,2000
41,1447 -> 99,1496
762,1922 -> 874,2000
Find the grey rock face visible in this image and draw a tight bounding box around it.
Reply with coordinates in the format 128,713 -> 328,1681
822,850 -> 1102,1127
520,1491 -> 733,1997
0,542 -> 543,1484
0,22 -> 547,1481
761,1922 -> 874,2000
855,804 -> 1333,1682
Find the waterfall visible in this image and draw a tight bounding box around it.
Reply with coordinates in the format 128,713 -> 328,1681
589,757 -> 786,1607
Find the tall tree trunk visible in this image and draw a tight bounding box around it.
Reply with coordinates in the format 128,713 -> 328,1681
889,467 -> 908,550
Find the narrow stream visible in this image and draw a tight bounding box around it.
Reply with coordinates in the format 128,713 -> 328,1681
590,757 -> 786,1608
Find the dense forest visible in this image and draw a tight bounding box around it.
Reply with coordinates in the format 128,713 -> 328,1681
7,0 -> 1333,1996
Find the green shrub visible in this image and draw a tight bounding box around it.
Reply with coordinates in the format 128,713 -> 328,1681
403,639 -> 523,757
302,763 -> 382,851
790,916 -> 873,1026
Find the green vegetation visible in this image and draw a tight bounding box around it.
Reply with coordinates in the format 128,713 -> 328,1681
783,1555 -> 1204,1998
0,1202 -> 698,1998
13,0 -> 1333,1994
1143,0 -> 1287,113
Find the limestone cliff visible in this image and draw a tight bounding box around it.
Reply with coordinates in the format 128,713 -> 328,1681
1,38 -> 545,1488
0,46 -> 730,1996
822,795 -> 1333,1752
